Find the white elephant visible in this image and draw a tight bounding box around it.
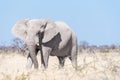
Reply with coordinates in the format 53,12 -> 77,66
12,19 -> 78,69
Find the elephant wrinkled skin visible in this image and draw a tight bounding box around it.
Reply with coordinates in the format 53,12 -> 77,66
12,19 -> 78,69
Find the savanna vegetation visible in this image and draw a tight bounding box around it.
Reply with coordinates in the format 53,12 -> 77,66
0,38 -> 120,80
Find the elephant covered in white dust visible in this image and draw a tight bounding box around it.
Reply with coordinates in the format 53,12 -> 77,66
12,19 -> 78,69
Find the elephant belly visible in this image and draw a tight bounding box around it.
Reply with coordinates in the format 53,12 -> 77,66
50,40 -> 72,57
51,48 -> 70,56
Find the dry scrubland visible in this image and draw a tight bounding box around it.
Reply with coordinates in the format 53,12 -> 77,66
0,51 -> 120,80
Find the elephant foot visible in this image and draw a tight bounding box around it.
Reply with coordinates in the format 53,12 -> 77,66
58,65 -> 64,69
26,57 -> 33,70
41,63 -> 48,70
34,65 -> 38,69
72,61 -> 77,70
41,65 -> 45,71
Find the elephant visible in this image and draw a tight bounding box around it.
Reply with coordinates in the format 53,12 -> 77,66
12,19 -> 78,69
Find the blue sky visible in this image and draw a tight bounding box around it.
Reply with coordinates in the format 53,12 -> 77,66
0,0 -> 120,45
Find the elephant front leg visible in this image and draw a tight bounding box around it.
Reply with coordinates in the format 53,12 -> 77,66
26,48 -> 39,69
41,46 -> 52,69
26,53 -> 33,69
30,53 -> 38,69
27,46 -> 39,69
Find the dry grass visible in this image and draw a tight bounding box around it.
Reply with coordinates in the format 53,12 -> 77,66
0,52 -> 120,80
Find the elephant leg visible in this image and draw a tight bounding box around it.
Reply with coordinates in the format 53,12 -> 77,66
26,53 -> 33,69
40,49 -> 45,69
41,46 -> 51,69
69,55 -> 77,70
70,46 -> 78,69
57,56 -> 65,68
26,48 -> 39,69
30,53 -> 38,69
28,46 -> 39,69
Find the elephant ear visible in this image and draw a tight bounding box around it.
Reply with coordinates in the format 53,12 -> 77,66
42,20 -> 59,43
12,19 -> 29,41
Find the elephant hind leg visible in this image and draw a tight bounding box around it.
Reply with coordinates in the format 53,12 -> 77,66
69,55 -> 77,69
69,45 -> 78,69
57,56 -> 65,68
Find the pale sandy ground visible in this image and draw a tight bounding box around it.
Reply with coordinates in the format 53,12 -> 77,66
0,52 -> 120,80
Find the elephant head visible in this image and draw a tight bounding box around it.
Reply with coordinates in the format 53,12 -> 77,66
12,19 -> 59,46
12,19 -> 59,69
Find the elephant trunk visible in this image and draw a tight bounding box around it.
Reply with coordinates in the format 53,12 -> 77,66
28,45 -> 38,69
